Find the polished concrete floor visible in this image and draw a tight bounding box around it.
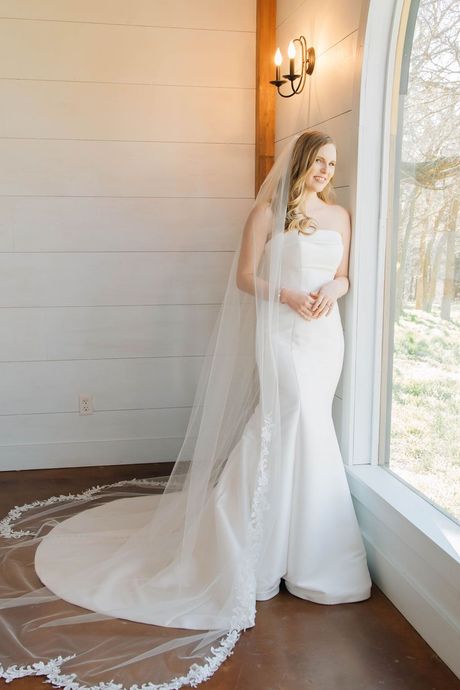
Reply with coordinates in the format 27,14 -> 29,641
1,463 -> 458,690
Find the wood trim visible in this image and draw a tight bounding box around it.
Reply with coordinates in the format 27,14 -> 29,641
255,0 -> 276,195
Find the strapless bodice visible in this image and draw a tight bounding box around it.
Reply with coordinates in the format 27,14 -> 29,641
264,229 -> 344,294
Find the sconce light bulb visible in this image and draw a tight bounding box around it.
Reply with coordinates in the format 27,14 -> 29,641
274,48 -> 282,66
288,41 -> 296,59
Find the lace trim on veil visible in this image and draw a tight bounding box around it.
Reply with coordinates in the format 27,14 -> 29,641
0,478 -> 169,541
0,413 -> 274,690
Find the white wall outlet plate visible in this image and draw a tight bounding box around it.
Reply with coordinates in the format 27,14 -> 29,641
79,394 -> 93,415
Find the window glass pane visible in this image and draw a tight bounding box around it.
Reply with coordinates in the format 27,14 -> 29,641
385,0 -> 460,522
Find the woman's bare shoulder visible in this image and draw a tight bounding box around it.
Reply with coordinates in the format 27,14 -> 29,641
246,201 -> 273,232
251,200 -> 273,218
330,204 -> 351,235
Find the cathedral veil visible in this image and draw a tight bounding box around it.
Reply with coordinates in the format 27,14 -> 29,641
0,133 -> 302,689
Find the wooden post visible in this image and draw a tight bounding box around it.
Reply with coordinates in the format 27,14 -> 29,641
255,0 -> 276,195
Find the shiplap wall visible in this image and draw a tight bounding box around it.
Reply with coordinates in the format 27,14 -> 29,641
0,1 -> 256,469
275,0 -> 366,451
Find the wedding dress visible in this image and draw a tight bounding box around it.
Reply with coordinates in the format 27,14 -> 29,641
0,132 -> 372,690
33,226 -> 371,622
252,229 -> 372,603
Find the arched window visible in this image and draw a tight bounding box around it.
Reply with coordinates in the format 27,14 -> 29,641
380,0 -> 459,524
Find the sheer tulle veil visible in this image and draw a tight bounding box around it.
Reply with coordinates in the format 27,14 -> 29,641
0,131 -> 327,688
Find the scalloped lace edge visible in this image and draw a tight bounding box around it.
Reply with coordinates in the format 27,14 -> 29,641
0,477 -> 169,540
0,412 -> 274,689
0,629 -> 241,690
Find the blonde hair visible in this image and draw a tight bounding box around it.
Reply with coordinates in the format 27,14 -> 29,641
285,130 -> 337,235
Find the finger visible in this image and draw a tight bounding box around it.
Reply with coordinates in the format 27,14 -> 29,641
318,297 -> 333,309
312,296 -> 327,312
315,302 -> 329,317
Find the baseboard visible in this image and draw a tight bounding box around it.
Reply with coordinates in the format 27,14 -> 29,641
347,468 -> 460,679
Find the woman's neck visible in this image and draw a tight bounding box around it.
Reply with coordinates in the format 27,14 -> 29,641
300,190 -> 325,215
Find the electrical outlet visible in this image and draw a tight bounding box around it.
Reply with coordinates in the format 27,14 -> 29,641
79,394 -> 93,415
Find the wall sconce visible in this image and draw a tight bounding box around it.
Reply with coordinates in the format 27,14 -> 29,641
269,36 -> 315,98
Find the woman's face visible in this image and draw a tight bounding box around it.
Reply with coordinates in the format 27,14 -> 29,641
306,143 -> 336,192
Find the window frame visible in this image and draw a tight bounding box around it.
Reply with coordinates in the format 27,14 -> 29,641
344,0 -> 460,565
337,0 -> 460,673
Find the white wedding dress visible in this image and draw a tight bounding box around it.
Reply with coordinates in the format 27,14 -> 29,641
34,228 -> 372,633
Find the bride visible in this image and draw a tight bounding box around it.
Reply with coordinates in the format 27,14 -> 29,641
0,130 -> 372,689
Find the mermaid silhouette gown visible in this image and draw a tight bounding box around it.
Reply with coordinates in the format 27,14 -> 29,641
34,229 -> 372,630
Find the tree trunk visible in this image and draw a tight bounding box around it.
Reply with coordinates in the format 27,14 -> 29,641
415,223 -> 428,309
395,189 -> 419,321
440,197 -> 459,320
423,208 -> 444,312
426,232 -> 446,311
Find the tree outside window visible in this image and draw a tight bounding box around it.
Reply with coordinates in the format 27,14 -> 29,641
384,0 -> 459,522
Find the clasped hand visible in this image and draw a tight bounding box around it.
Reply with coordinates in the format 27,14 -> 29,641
283,281 -> 340,320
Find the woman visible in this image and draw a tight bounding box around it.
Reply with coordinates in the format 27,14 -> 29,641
236,132 -> 371,603
0,130 -> 372,689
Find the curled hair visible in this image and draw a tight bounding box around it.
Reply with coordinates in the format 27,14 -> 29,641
285,130 -> 337,235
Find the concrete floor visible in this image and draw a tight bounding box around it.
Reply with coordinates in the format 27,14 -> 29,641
1,463 -> 458,690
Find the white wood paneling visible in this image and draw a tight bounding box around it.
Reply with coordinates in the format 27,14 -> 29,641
0,81 -> 255,144
0,305 -> 220,361
0,1 -> 256,470
276,0 -> 305,28
0,308 -> 45,361
0,19 -> 255,88
0,198 -> 252,252
0,252 -> 233,307
308,33 -> 357,129
0,438 -> 184,471
0,141 -> 254,197
276,0 -> 361,52
333,186 -> 351,212
0,357 -> 204,415
0,407 -> 190,445
0,1 -> 256,32
275,0 -> 361,143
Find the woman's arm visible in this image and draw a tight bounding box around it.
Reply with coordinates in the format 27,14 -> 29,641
310,206 -> 351,317
236,203 -> 273,300
236,203 -> 318,319
332,206 -> 351,296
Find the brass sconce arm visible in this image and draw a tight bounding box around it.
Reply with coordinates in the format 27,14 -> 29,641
269,36 -> 315,98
